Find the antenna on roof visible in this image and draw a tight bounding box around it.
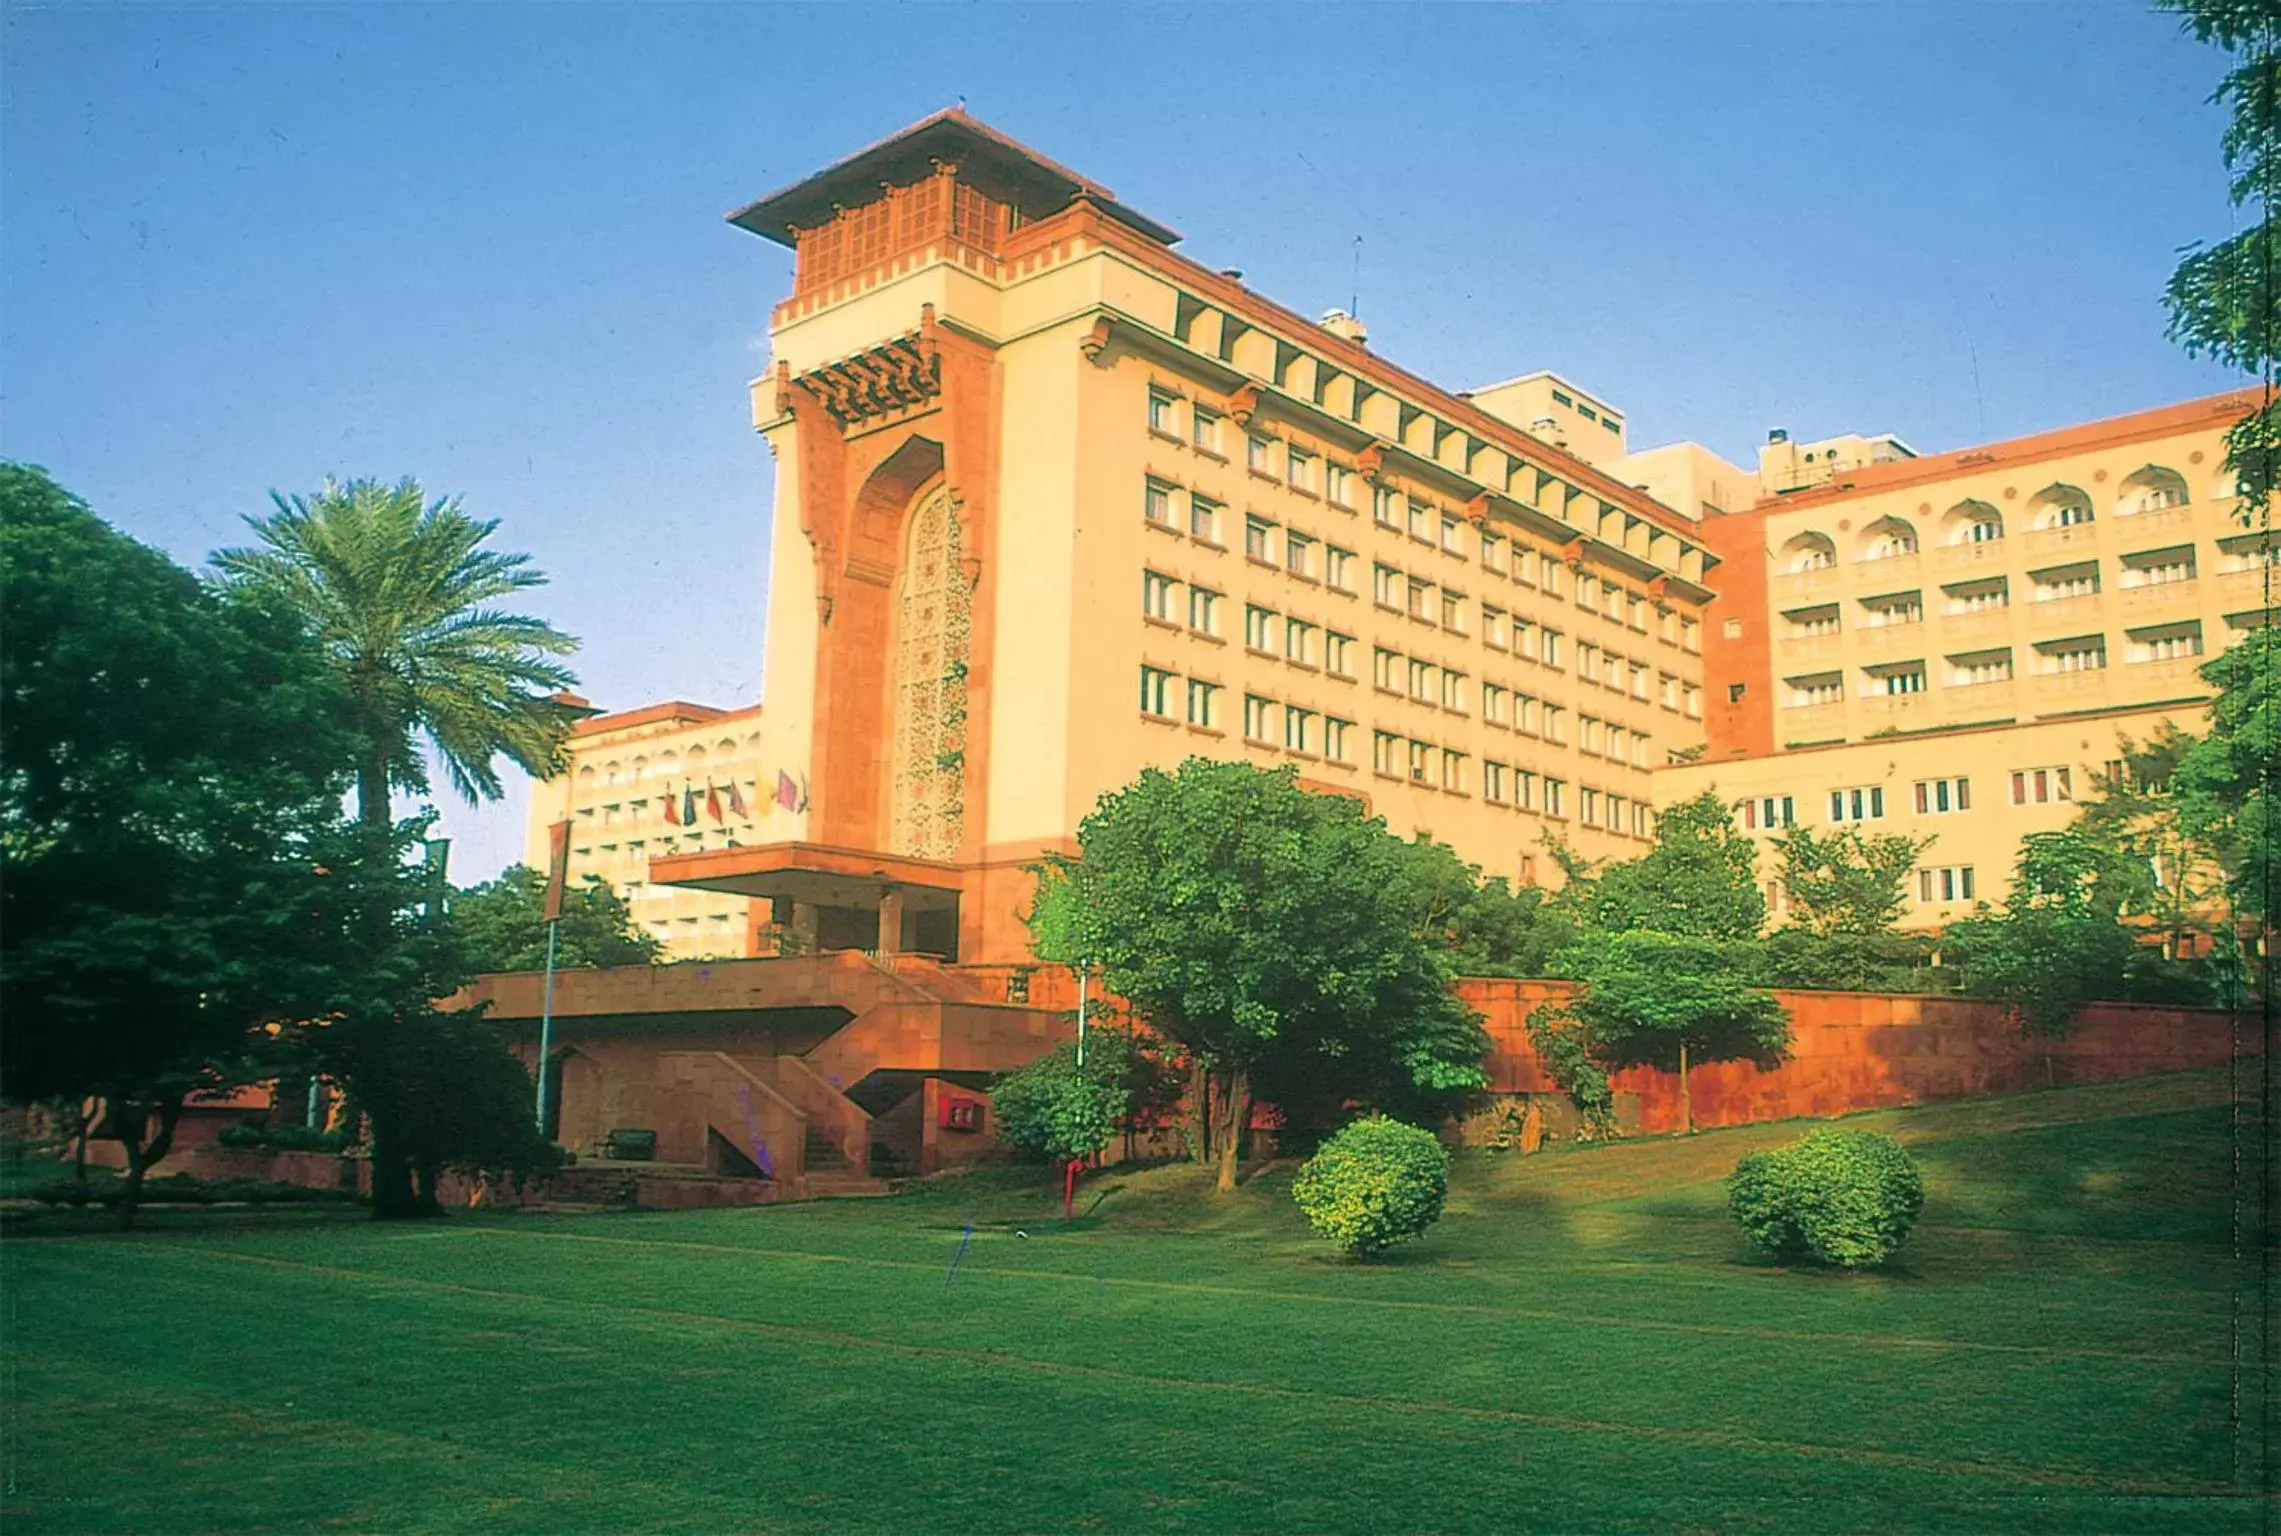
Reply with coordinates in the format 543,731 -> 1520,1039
1350,235 -> 1363,318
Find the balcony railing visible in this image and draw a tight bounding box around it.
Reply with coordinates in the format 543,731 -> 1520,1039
2215,566 -> 2277,610
2031,669 -> 2112,697
2112,503 -> 2194,538
1935,541 -> 2008,571
1856,620 -> 1925,653
1778,701 -> 1844,733
1856,691 -> 1932,720
1854,551 -> 1922,581
1773,568 -> 1841,599
1941,678 -> 2016,709
2123,653 -> 2210,684
1939,608 -> 2014,641
2119,580 -> 2200,611
1776,634 -> 1842,665
2026,593 -> 2101,627
2021,523 -> 2101,558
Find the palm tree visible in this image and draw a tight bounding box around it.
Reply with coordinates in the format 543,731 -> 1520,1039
215,476 -> 580,851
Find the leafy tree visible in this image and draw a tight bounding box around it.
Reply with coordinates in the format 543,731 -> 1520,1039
1943,830 -> 2144,1038
989,1045 -> 1127,1167
447,864 -> 661,973
1531,930 -> 1791,1135
213,477 -> 580,858
1028,760 -> 1488,1191
1290,1116 -> 1449,1258
2176,634 -> 2281,935
0,466 -> 354,1225
1579,791 -> 1765,942
1771,825 -> 1932,939
1395,835 -> 1577,979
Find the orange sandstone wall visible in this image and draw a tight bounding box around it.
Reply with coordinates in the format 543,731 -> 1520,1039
1459,979 -> 2255,1136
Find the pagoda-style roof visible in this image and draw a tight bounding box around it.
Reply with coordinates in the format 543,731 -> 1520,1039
726,106 -> 1181,248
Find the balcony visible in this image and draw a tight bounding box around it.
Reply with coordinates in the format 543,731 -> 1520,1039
1776,634 -> 1842,666
2215,566 -> 2277,610
2020,524 -> 2100,558
2112,503 -> 2194,539
1778,701 -> 1844,734
1941,678 -> 2016,710
2119,580 -> 2200,613
2123,653 -> 2211,686
1935,541 -> 2009,572
1856,691 -> 1933,722
2026,593 -> 2102,627
1939,608 -> 2014,641
1855,620 -> 1925,654
2031,669 -> 2112,698
1853,551 -> 1922,582
1773,568 -> 1842,600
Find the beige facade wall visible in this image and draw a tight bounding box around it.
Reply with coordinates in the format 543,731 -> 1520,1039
1756,399 -> 2257,750
1613,439 -> 1758,522
1759,430 -> 1916,496
1467,371 -> 1630,465
1658,701 -> 2209,928
525,703 -> 785,959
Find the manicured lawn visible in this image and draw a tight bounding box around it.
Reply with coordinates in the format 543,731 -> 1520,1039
3,1069 -> 2270,1533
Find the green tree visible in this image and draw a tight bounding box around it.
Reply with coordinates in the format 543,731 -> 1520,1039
989,1044 -> 1127,1167
447,864 -> 662,973
213,477 -> 581,858
1772,824 -> 1932,938
1531,930 -> 1791,1136
1944,830 -> 2144,1039
2176,635 -> 2280,935
1580,791 -> 1766,941
0,466 -> 354,1225
1028,760 -> 1487,1191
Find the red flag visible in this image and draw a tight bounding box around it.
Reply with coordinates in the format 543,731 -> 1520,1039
542,820 -> 572,921
776,770 -> 799,811
662,786 -> 679,825
725,778 -> 749,819
706,783 -> 723,823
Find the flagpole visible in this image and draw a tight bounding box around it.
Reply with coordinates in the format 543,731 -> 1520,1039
536,918 -> 559,1131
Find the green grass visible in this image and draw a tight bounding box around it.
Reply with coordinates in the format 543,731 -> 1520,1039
3,1069 -> 2272,1533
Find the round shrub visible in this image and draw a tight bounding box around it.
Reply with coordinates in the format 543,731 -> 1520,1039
1291,1115 -> 1449,1258
1728,1128 -> 1924,1270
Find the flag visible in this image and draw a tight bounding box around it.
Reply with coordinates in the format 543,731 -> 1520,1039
724,778 -> 749,819
776,770 -> 799,811
683,782 -> 698,824
662,787 -> 679,825
706,782 -> 723,823
542,819 -> 572,921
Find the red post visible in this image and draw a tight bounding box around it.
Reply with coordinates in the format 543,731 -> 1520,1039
1063,1158 -> 1080,1219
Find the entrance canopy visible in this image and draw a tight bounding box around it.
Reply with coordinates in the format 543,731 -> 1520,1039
651,840 -> 961,911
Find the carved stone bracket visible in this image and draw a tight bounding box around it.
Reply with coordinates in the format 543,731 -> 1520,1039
1078,316 -> 1114,365
793,329 -> 943,428
1355,441 -> 1387,481
1225,382 -> 1261,427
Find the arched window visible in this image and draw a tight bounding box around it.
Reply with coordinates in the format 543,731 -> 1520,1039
1942,499 -> 2002,546
1782,531 -> 1837,572
2029,484 -> 2095,530
887,484 -> 970,860
2118,466 -> 2189,515
1857,516 -> 1918,562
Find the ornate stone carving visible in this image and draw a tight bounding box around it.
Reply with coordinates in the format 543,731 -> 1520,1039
887,485 -> 970,861
792,330 -> 943,428
1225,383 -> 1260,427
1078,316 -> 1114,364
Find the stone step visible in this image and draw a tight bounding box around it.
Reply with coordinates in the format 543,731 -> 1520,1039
804,1173 -> 893,1199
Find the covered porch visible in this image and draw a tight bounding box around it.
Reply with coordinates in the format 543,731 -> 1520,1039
649,840 -> 964,961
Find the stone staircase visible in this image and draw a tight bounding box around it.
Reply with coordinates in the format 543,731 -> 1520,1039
539,1164 -> 643,1210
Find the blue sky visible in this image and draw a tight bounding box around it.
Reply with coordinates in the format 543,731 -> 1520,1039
3,2 -> 2242,880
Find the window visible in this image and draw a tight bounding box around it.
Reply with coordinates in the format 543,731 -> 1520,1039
1682,683 -> 1703,719
1142,569 -> 1178,622
1861,593 -> 1923,628
1247,435 -> 1274,475
1407,498 -> 1430,541
1542,628 -> 1564,668
1243,693 -> 1274,743
1543,704 -> 1567,744
2011,766 -> 2073,805
1515,619 -> 1540,661
1514,693 -> 1540,736
1947,650 -> 2012,687
1516,549 -> 1538,588
1325,717 -> 1353,763
2121,548 -> 2195,587
1576,574 -> 1599,615
1283,705 -> 1315,754
1578,643 -> 1600,684
1552,388 -> 1574,407
1140,665 -> 1174,717
1147,388 -> 1176,435
1144,478 -> 1174,527
2033,565 -> 2099,602
1580,714 -> 1604,756
1441,749 -> 1465,792
1284,617 -> 1318,667
1188,585 -> 1222,636
1515,769 -> 1537,811
1287,448 -> 1316,494
1373,730 -> 1401,776
1373,563 -> 1401,608
1441,589 -> 1466,633
1408,658 -> 1434,702
1914,777 -> 1971,815
1660,673 -> 1680,710
1245,515 -> 1275,563
1373,486 -> 1401,530
1406,575 -> 1434,622
1482,682 -> 1509,725
1788,605 -> 1840,638
1484,760 -> 1509,804
1441,516 -> 1464,554
1191,407 -> 1222,455
1580,787 -> 1602,827
2130,623 -> 2203,663
1737,795 -> 1796,831
1483,604 -> 1510,650
1828,785 -> 1887,823
1326,464 -> 1354,509
1627,594 -> 1649,632
1680,617 -> 1701,654
2049,501 -> 2094,528
1244,604 -> 1277,651
1186,679 -> 1220,729
1481,531 -> 1508,573
1407,740 -> 1432,784
1373,646 -> 1401,692
1916,866 -> 1977,904
1286,531 -> 1316,580
1189,493 -> 1223,544
2038,639 -> 2108,674
1325,631 -> 1355,677
1872,666 -> 1927,696
1440,669 -> 1466,712
1945,578 -> 2009,615
1789,673 -> 1843,707
1629,661 -> 1650,701
1325,545 -> 1356,593
1544,778 -> 1567,818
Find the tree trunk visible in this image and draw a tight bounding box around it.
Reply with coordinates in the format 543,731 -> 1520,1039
368,1127 -> 419,1219
1188,1060 -> 1212,1166
413,1157 -> 445,1217
114,1099 -> 182,1231
1678,1041 -> 1692,1137
1214,1065 -> 1249,1193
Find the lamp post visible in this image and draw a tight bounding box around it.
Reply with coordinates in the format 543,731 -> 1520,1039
535,819 -> 571,1133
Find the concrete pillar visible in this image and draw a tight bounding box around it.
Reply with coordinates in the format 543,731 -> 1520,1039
876,887 -> 904,957
791,902 -> 820,954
